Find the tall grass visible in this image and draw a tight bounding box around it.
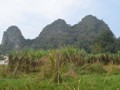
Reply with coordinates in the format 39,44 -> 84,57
0,47 -> 120,89
7,47 -> 120,75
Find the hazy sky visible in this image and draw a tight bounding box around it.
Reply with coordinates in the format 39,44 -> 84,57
0,0 -> 120,43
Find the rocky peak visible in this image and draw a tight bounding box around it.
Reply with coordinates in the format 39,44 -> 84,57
52,19 -> 67,25
42,19 -> 68,32
78,15 -> 100,27
4,26 -> 21,34
74,15 -> 110,33
81,15 -> 98,22
1,26 -> 25,49
39,19 -> 69,36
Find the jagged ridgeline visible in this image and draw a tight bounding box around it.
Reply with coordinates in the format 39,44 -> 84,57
0,15 -> 119,54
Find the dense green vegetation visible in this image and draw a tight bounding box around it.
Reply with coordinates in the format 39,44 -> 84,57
0,15 -> 120,90
0,74 -> 120,90
0,47 -> 120,90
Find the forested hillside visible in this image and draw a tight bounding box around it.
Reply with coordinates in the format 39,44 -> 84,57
0,15 -> 119,54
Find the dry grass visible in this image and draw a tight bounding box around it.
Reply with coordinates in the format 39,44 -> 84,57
64,63 -> 78,79
104,64 -> 120,74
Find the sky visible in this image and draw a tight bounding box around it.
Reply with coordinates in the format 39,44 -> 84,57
0,0 -> 120,43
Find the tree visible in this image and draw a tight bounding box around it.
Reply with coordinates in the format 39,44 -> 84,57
92,30 -> 116,53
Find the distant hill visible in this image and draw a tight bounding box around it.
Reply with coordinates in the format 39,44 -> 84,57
0,26 -> 25,54
0,15 -> 118,54
32,19 -> 70,49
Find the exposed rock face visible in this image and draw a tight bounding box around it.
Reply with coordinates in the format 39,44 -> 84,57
1,26 -> 25,51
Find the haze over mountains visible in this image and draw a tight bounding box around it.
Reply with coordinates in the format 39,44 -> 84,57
0,15 -> 120,54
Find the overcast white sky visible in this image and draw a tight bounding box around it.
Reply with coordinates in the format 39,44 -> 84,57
0,0 -> 120,43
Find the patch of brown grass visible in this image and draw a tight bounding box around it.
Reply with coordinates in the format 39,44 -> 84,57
104,64 -> 120,74
65,63 -> 78,79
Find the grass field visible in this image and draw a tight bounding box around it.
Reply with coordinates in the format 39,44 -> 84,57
0,64 -> 120,90
0,47 -> 120,90
0,73 -> 120,90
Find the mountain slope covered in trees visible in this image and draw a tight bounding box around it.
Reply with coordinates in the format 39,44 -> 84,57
0,15 -> 119,54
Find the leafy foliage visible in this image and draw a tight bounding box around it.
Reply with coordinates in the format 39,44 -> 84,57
92,30 -> 116,53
